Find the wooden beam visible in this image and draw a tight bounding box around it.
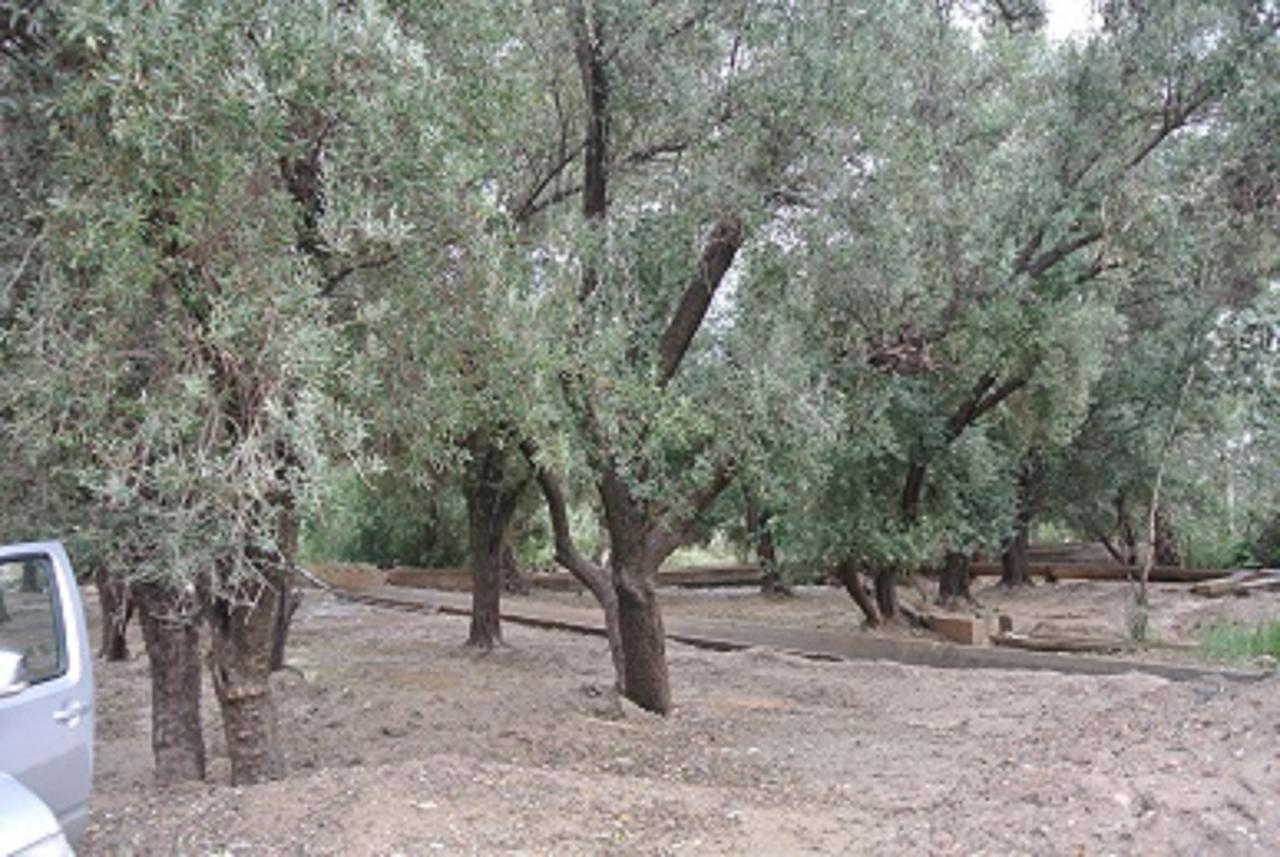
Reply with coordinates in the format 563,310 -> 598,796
969,562 -> 1231,583
992,633 -> 1138,655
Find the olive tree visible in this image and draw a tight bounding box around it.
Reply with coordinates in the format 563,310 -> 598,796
784,0 -> 1278,621
4,0 -> 452,785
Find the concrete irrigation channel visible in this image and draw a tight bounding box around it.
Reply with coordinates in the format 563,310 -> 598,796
301,566 -> 1270,686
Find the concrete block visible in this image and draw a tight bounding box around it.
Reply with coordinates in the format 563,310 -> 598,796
925,612 -> 989,646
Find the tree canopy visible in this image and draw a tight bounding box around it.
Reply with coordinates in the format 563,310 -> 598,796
1,0 -> 1276,767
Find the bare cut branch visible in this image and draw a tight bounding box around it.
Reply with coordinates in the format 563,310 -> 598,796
656,214 -> 744,386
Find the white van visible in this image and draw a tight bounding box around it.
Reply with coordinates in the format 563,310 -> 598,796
0,542 -> 94,854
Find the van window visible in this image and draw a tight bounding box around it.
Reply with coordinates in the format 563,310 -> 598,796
0,557 -> 64,685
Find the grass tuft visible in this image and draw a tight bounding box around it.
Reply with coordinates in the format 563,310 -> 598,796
1199,618 -> 1280,662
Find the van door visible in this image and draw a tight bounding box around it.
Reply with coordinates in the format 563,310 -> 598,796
0,541 -> 94,843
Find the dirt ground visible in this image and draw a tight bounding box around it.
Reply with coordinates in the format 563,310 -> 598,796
81,578 -> 1279,855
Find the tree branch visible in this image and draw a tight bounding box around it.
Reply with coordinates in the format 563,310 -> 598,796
1019,229 -> 1104,279
648,457 -> 736,559
513,141 -> 586,225
950,374 -> 1029,438
623,139 -> 687,165
519,440 -> 611,593
903,372 -> 1028,525
656,214 -> 744,386
570,1 -> 610,305
1124,87 -> 1213,171
571,2 -> 608,226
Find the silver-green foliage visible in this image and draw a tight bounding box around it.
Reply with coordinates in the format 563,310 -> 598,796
2,0 -> 456,591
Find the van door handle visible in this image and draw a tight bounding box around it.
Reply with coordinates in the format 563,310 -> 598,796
53,700 -> 88,727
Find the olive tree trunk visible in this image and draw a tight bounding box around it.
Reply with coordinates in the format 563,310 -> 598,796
96,563 -> 133,661
135,582 -> 206,785
524,440 -> 626,688
207,573 -> 285,786
268,586 -> 302,673
464,437 -> 527,651
1153,503 -> 1182,567
1001,457 -> 1037,587
874,566 -> 899,621
937,551 -> 973,606
834,560 -> 880,627
611,549 -> 669,714
1000,520 -> 1032,587
20,562 -> 41,592
269,504 -> 302,672
745,494 -> 788,596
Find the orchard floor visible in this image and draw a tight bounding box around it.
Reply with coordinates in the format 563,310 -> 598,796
82,580 -> 1279,855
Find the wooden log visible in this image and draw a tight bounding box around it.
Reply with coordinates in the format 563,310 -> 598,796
1191,569 -> 1265,597
992,633 -> 1138,655
1192,570 -> 1280,597
1026,542 -> 1115,565
970,561 -> 1231,583
385,567 -> 473,592
657,565 -> 763,587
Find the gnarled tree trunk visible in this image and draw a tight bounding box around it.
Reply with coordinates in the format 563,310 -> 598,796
1154,503 -> 1182,567
464,437 -> 526,651
937,551 -> 973,606
1001,460 -> 1035,587
524,440 -> 626,688
745,494 -> 788,596
834,560 -> 879,627
874,566 -> 899,621
1001,520 -> 1031,587
135,582 -> 206,785
1115,492 -> 1138,566
269,587 -> 302,673
612,552 -> 669,714
269,504 -> 302,672
95,563 -> 133,661
501,541 -> 531,594
207,573 -> 285,786
20,561 -> 40,592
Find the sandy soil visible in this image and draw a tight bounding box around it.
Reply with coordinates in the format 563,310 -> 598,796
80,580 -> 1279,855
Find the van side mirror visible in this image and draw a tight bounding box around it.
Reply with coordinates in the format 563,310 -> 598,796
0,649 -> 28,698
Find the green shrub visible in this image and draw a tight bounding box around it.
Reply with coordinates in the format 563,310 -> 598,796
302,471 -> 468,569
1182,527 -> 1254,570
1250,514 -> 1280,568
